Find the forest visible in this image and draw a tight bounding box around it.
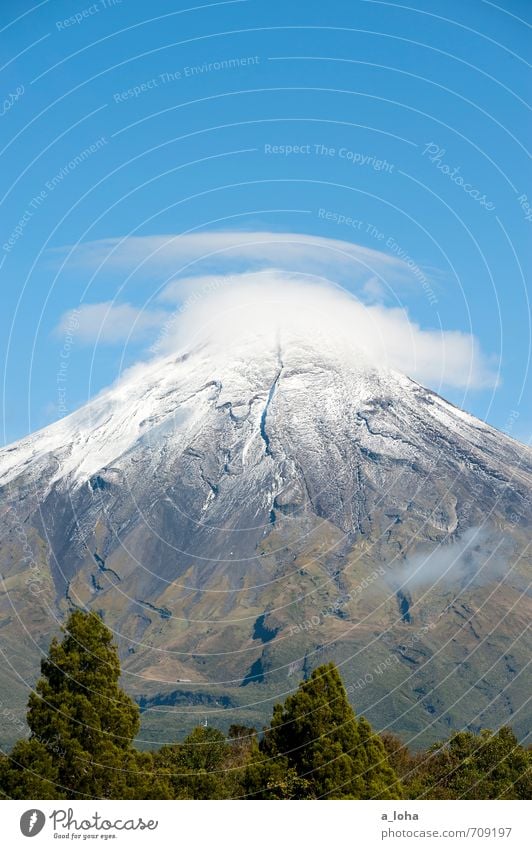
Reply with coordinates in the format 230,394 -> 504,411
1,611 -> 529,800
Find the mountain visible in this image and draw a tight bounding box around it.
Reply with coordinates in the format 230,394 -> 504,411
1,323 -> 531,750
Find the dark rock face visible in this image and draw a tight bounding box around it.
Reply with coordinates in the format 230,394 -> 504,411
0,338 -> 531,748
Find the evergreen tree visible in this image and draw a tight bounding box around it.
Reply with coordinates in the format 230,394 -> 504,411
357,716 -> 403,799
0,609 -> 158,799
0,739 -> 61,799
409,727 -> 531,800
380,730 -> 420,781
261,662 -> 402,799
122,749 -> 173,799
2,620 -> 528,802
156,726 -> 233,799
241,747 -> 313,799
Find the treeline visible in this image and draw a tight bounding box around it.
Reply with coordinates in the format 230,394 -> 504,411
0,611 -> 529,800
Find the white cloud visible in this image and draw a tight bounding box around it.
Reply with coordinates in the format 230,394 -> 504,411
55,302 -> 167,346
152,271 -> 497,390
51,230 -> 426,296
361,275 -> 387,301
51,231 -> 497,390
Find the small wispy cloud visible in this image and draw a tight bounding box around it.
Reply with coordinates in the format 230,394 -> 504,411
55,302 -> 167,345
387,527 -> 517,593
361,275 -> 387,301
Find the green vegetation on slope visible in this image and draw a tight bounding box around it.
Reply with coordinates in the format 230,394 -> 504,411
0,611 -> 529,800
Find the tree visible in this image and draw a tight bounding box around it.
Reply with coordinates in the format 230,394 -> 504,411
261,662 -> 402,799
2,619 -> 528,802
380,731 -> 421,781
0,609 -> 160,799
241,748 -> 313,799
156,726 -> 233,799
409,727 -> 532,800
0,739 -> 61,799
357,716 -> 403,799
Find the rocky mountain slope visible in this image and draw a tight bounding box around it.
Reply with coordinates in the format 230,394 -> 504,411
1,325 -> 530,749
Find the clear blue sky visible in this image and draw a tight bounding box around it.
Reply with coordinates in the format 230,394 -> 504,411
1,0 -> 530,445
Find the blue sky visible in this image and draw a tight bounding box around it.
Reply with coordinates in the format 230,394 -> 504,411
1,0 -> 530,445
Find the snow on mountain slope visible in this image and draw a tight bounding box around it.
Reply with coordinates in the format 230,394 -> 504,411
1,280 -> 531,749
0,273 -> 509,492
0,326 -> 528,503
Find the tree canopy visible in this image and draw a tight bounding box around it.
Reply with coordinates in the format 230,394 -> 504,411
260,662 -> 401,799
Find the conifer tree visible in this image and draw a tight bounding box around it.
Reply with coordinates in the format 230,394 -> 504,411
0,739 -> 61,799
261,662 -> 402,799
0,609 -> 162,798
241,747 -> 313,799
409,727 -> 531,800
4,623 -> 528,802
156,726 -> 232,799
356,715 -> 403,798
